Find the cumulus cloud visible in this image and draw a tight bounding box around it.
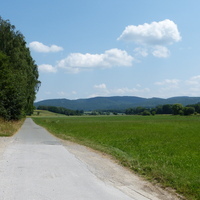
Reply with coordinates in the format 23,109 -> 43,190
94,84 -> 107,89
112,87 -> 150,95
57,48 -> 134,73
134,47 -> 148,57
185,75 -> 200,94
119,19 -> 181,58
185,75 -> 200,85
154,79 -> 181,94
57,91 -> 67,96
152,46 -> 170,58
118,19 -> 181,45
38,64 -> 57,73
92,83 -> 109,97
90,85 -> 151,98
153,76 -> 200,97
155,79 -> 180,86
29,41 -> 63,53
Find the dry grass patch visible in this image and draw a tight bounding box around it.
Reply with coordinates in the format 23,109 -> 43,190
0,118 -> 24,137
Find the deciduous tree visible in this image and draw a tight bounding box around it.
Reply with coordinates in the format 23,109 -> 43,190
0,17 -> 40,120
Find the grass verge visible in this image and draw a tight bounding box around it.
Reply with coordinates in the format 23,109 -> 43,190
0,118 -> 25,137
32,115 -> 200,200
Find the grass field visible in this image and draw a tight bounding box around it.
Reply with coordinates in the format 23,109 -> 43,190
32,115 -> 200,200
0,118 -> 24,137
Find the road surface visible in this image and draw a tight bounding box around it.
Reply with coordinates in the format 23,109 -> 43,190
0,118 -> 180,200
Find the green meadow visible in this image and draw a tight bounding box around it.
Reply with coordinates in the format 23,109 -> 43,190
33,115 -> 199,199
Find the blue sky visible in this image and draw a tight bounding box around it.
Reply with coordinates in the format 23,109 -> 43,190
1,0 -> 200,101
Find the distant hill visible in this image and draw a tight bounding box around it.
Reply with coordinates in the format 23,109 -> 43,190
34,96 -> 200,111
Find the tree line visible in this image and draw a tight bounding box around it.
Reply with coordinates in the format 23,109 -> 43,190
0,17 -> 40,120
37,106 -> 84,116
125,103 -> 199,116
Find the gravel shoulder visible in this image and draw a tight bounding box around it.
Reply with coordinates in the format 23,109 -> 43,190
61,140 -> 183,200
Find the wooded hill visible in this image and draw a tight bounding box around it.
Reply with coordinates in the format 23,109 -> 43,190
35,96 -> 200,112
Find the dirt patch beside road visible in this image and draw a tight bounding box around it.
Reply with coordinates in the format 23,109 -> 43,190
62,140 -> 184,200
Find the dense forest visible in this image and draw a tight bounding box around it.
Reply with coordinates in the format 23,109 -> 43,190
0,17 -> 40,120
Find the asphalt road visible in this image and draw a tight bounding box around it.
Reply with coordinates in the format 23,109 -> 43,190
0,118 -> 148,200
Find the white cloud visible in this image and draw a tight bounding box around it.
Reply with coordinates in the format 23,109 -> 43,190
93,83 -> 109,96
134,47 -> 148,57
185,75 -> 200,95
94,84 -> 107,89
112,87 -> 138,94
118,19 -> 181,58
154,79 -> 181,95
91,84 -> 151,97
185,75 -> 200,85
29,41 -> 63,53
38,64 -> 57,73
155,79 -> 180,86
152,46 -> 170,58
150,76 -> 200,97
112,87 -> 150,95
118,19 -> 181,46
57,91 -> 67,96
57,48 -> 134,73
89,76 -> 200,99
72,91 -> 77,95
103,49 -> 133,66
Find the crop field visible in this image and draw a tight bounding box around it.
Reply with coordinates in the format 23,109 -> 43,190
32,115 -> 200,200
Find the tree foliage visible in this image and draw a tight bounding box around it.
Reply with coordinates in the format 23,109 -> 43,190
172,104 -> 184,115
125,103 -> 196,116
183,107 -> 195,116
0,17 -> 40,120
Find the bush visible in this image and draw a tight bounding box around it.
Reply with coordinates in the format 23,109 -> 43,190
184,107 -> 195,115
142,110 -> 151,116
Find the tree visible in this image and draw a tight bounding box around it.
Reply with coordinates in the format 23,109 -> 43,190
172,104 -> 183,115
142,110 -> 151,116
162,104 -> 173,114
0,17 -> 40,120
155,105 -> 163,114
183,107 -> 195,116
186,103 -> 200,114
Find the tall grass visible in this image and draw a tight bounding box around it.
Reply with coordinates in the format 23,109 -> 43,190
33,115 -> 200,200
0,118 -> 24,136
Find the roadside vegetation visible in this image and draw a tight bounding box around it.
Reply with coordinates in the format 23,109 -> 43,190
0,118 -> 24,137
0,17 -> 40,120
32,115 -> 200,200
